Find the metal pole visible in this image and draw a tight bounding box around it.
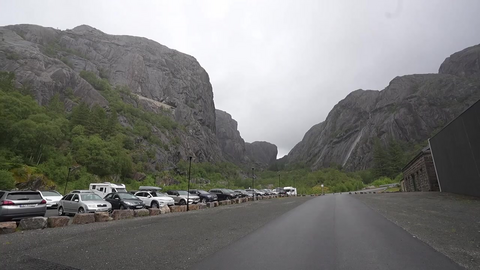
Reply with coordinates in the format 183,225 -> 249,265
187,156 -> 192,211
278,173 -> 280,193
252,167 -> 255,201
63,167 -> 72,195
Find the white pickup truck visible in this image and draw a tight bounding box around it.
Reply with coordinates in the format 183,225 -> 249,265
134,191 -> 175,208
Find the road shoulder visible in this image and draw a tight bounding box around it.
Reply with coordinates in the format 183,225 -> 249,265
354,192 -> 480,270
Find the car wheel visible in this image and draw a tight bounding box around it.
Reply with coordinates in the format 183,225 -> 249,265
201,198 -> 207,204
151,201 -> 159,208
179,200 -> 186,205
58,207 -> 65,216
120,205 -> 126,210
78,207 -> 85,214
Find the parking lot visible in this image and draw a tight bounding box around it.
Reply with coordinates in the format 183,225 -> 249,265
1,196 -> 311,270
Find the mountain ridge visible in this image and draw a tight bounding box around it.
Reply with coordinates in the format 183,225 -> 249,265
286,43 -> 480,171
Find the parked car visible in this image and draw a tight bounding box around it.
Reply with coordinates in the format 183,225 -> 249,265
166,190 -> 200,205
39,190 -> 63,208
0,190 -> 47,221
245,189 -> 264,197
234,190 -> 252,197
208,189 -> 237,201
103,192 -> 145,210
225,189 -> 242,198
275,187 -> 287,195
71,190 -> 92,193
134,191 -> 175,207
269,189 -> 279,195
262,189 -> 274,195
188,189 -> 218,204
58,192 -> 111,216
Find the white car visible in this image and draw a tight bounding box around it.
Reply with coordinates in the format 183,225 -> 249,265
134,191 -> 175,207
39,190 -> 63,208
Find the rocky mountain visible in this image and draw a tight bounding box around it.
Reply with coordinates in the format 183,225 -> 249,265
0,24 -> 222,166
215,109 -> 278,168
287,44 -> 480,171
215,109 -> 248,164
245,141 -> 278,167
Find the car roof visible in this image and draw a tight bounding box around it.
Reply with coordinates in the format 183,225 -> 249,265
139,186 -> 162,191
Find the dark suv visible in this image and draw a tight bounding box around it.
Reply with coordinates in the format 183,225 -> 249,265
189,189 -> 218,204
208,189 -> 237,201
0,190 -> 47,221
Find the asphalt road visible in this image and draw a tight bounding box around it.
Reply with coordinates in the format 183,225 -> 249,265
193,194 -> 463,270
1,195 -> 463,270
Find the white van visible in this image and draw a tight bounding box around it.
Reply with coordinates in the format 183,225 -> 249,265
89,182 -> 127,198
283,186 -> 297,196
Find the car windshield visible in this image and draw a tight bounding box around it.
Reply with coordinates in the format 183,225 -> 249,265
118,193 -> 137,199
80,194 -> 102,201
42,191 -> 61,196
198,190 -> 209,194
151,192 -> 167,197
178,191 -> 188,195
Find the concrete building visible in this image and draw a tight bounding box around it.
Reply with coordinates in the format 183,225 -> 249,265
402,147 -> 439,192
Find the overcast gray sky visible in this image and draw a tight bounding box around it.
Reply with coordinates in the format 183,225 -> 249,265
1,0 -> 480,157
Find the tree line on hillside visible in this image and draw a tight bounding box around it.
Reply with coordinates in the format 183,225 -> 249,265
0,70 -> 412,194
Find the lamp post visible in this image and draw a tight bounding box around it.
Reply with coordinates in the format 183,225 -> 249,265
321,184 -> 324,195
187,156 -> 192,211
63,166 -> 80,195
278,173 -> 280,191
252,167 -> 255,201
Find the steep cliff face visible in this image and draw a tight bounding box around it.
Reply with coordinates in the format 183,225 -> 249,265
215,109 -> 278,168
245,141 -> 278,167
0,24 -> 222,164
287,44 -> 480,171
215,109 -> 248,164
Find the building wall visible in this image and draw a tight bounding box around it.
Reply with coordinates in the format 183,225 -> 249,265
430,100 -> 480,197
403,153 -> 439,192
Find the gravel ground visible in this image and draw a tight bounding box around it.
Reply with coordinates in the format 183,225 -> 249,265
0,196 -> 312,270
355,192 -> 480,270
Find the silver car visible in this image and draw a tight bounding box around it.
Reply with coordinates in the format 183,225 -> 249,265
166,190 -> 200,205
58,192 -> 112,215
0,190 -> 47,221
39,190 -> 63,208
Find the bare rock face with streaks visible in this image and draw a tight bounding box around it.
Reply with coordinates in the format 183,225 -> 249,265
287,44 -> 480,171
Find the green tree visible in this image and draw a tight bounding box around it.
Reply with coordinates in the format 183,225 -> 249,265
0,170 -> 15,190
70,102 -> 90,128
372,138 -> 389,178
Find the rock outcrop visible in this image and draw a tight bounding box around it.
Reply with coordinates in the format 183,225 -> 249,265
245,141 -> 278,167
0,24 -> 222,165
215,109 -> 278,167
287,44 -> 480,171
215,109 -> 248,164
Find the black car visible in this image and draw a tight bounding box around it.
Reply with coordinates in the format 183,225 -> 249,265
103,192 -> 145,210
189,189 -> 218,204
208,189 -> 237,201
233,190 -> 251,198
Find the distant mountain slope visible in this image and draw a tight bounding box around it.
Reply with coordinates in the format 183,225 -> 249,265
287,44 -> 480,171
